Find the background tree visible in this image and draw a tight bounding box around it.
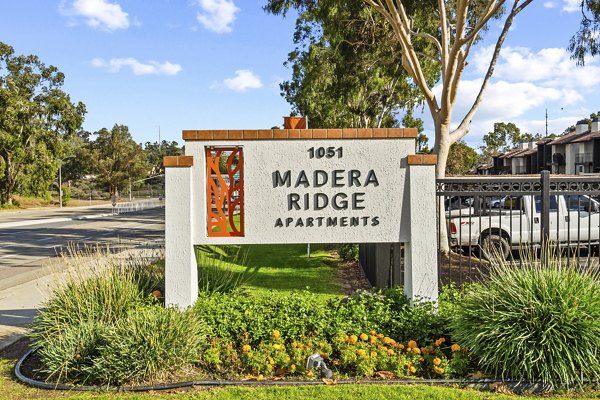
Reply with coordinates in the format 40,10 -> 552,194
265,0 -> 438,128
402,110 -> 429,152
0,42 -> 85,205
361,1 -> 600,167
480,122 -> 541,161
144,140 -> 183,176
446,140 -> 479,175
92,124 -> 147,196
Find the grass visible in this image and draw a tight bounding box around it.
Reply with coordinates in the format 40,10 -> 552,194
0,195 -> 110,211
203,244 -> 342,300
0,357 -> 599,400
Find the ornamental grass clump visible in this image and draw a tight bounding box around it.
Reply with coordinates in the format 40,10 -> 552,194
30,247 -> 204,385
450,247 -> 600,388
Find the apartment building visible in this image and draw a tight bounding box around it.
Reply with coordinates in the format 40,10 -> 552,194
488,118 -> 600,175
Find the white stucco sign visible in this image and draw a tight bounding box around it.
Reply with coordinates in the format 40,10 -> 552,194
183,139 -> 414,244
164,128 -> 438,308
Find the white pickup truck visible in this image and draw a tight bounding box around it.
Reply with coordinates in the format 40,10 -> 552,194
448,194 -> 600,259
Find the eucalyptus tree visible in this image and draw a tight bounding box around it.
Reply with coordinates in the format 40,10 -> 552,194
265,0 -> 439,128
362,0 -> 600,178
92,124 -> 148,196
360,0 -> 600,252
0,42 -> 85,205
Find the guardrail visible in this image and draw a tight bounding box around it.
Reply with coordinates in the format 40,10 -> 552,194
112,199 -> 164,215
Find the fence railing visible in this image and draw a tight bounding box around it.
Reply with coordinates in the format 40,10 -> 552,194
436,171 -> 600,285
112,199 -> 164,215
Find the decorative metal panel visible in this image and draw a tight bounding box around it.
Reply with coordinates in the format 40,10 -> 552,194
206,147 -> 244,237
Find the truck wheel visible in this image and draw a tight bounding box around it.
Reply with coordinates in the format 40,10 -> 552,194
480,234 -> 510,261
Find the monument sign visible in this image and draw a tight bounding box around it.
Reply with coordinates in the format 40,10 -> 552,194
164,128 -> 438,308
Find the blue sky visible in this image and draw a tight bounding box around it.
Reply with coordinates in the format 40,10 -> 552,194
1,0 -> 598,149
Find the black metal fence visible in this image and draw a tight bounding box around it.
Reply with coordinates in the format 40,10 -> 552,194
437,171 -> 600,285
360,172 -> 600,290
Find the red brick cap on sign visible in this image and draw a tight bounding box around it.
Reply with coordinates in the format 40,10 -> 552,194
181,128 -> 418,140
163,156 -> 193,167
407,154 -> 437,165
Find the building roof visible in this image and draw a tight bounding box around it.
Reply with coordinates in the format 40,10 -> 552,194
500,148 -> 529,159
547,130 -> 590,145
571,131 -> 600,143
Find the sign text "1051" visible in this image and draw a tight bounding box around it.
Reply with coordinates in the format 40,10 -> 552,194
308,146 -> 343,159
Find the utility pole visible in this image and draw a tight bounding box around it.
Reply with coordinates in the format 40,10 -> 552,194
59,162 -> 63,208
545,108 -> 548,137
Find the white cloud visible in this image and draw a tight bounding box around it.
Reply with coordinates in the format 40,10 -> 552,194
473,46 -> 600,88
562,0 -> 580,12
61,0 -> 130,32
212,70 -> 262,92
196,0 -> 239,33
543,1 -> 557,9
91,58 -> 182,75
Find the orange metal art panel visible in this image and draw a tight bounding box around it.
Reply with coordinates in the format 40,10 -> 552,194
206,147 -> 244,237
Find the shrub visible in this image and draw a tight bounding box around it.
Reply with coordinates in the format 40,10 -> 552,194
450,250 -> 600,387
338,244 -> 359,262
194,287 -> 447,347
61,186 -> 71,205
91,307 -> 206,385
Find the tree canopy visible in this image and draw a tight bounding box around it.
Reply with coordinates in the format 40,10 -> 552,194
92,124 -> 147,196
264,0 -> 438,128
0,42 -> 86,205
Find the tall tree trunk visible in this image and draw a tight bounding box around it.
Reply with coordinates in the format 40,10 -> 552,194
435,124 -> 452,254
0,152 -> 15,205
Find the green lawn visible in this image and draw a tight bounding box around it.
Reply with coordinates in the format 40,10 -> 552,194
1,359 -> 598,400
200,243 -> 342,300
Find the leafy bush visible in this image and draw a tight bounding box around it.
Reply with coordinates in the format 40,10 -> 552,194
338,244 -> 359,262
450,250 -> 600,387
91,307 -> 205,385
61,186 -> 71,205
194,287 -> 447,346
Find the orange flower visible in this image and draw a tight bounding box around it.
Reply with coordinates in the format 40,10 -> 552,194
408,340 -> 418,349
347,335 -> 358,345
242,344 -> 251,353
387,349 -> 395,356
398,343 -> 405,350
413,347 -> 421,355
434,366 -> 445,375
409,366 -> 417,374
433,357 -> 442,366
357,349 -> 367,357
320,352 -> 329,359
271,330 -> 281,339
370,351 -> 378,358
451,344 -> 461,352
359,333 -> 369,341
369,330 -> 376,336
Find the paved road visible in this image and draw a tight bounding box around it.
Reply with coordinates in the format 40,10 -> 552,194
0,203 -> 114,225
0,207 -> 165,291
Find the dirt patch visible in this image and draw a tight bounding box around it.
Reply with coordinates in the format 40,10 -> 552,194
0,336 -> 30,361
335,258 -> 371,295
